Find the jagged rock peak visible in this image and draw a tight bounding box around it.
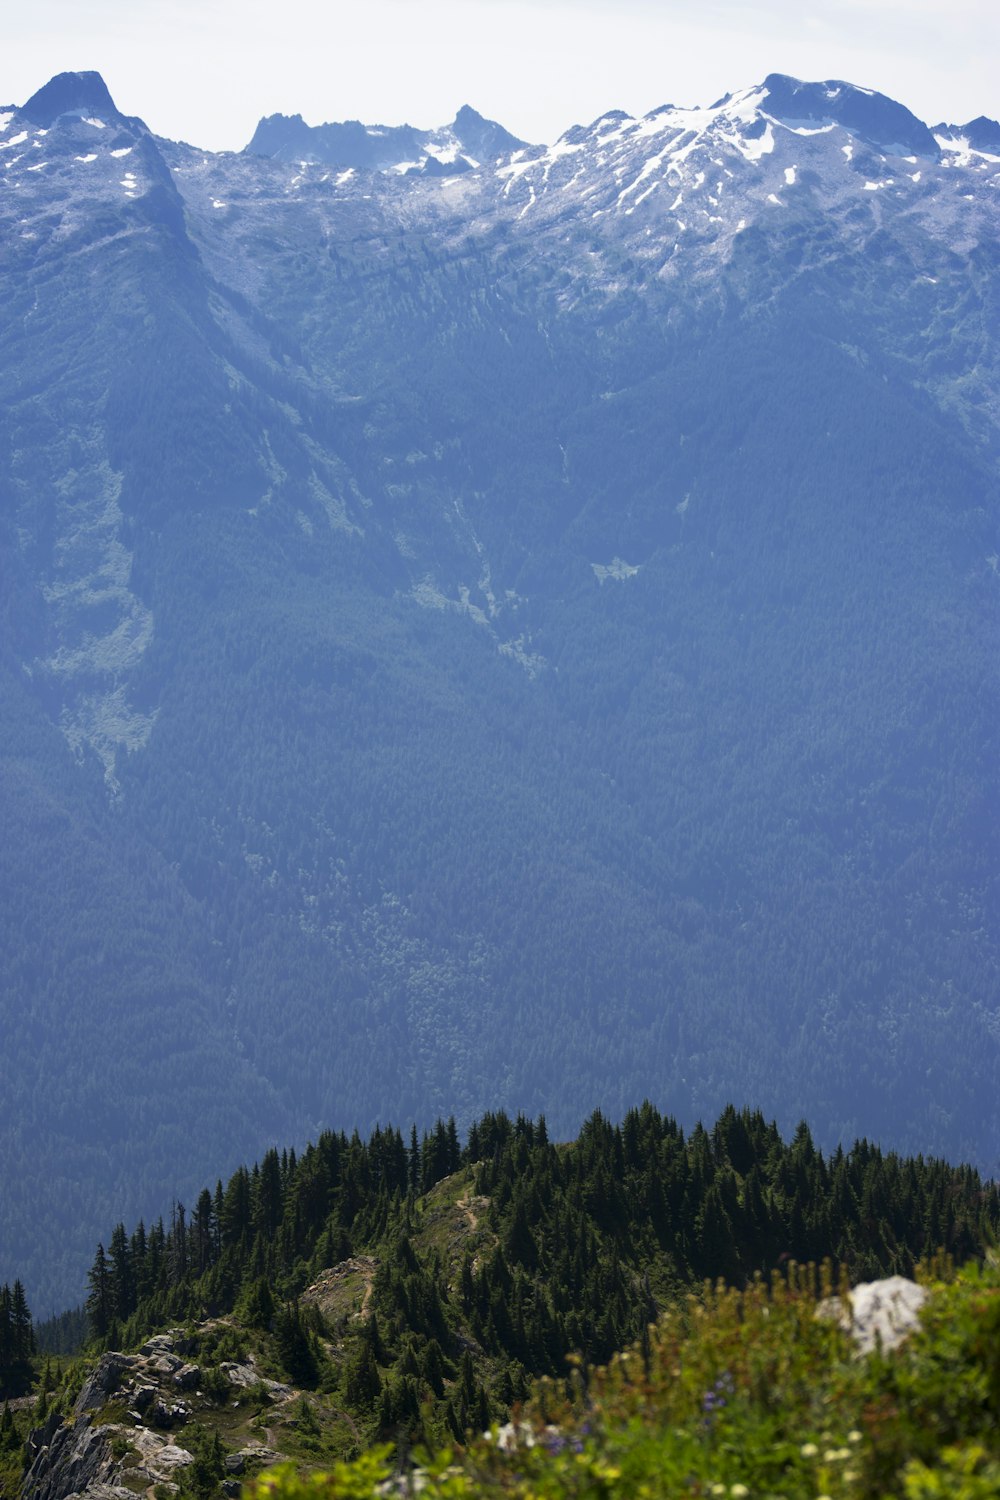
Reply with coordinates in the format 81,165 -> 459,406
758,73 -> 940,156
933,114 -> 1000,153
451,104 -> 530,155
20,69 -> 123,128
245,102 -> 528,168
453,103 -> 487,126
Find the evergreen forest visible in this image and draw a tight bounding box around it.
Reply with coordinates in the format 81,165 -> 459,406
76,1105 -> 1000,1451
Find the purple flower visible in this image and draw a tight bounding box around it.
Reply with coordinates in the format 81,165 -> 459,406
701,1372 -> 734,1424
542,1431 -> 585,1456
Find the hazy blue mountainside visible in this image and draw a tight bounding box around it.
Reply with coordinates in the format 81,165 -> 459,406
0,70 -> 998,1312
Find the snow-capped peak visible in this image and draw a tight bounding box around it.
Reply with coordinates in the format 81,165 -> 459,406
757,74 -> 939,157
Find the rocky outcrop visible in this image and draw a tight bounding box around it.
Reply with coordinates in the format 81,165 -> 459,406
72,1355 -> 138,1416
168,1362 -> 200,1392
817,1275 -> 929,1354
21,1412 -> 122,1500
20,1328 -> 292,1500
219,1362 -> 291,1398
21,1337 -> 193,1500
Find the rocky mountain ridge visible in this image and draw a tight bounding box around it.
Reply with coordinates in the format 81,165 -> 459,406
244,100 -> 528,174
21,1330 -> 292,1500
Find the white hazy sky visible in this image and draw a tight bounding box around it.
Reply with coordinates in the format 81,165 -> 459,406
4,0 -> 998,152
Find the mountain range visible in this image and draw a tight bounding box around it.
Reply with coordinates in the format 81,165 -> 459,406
0,68 -> 998,1313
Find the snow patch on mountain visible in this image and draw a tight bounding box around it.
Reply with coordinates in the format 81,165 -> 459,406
734,120 -> 775,161
935,131 -> 1000,167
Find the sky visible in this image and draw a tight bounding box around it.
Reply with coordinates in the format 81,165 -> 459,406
4,0 -> 999,152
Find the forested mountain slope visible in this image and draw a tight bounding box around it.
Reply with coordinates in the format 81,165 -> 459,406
0,69 -> 998,1311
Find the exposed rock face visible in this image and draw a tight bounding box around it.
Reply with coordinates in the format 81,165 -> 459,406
244,103 -> 528,173
138,1330 -> 193,1358
147,1397 -> 190,1429
219,1362 -> 291,1398
149,1444 -> 196,1472
21,1411 -> 191,1500
73,1355 -> 138,1415
130,1425 -> 195,1479
19,71 -> 125,129
759,73 -> 941,155
21,1414 -> 120,1500
20,1330 -> 289,1500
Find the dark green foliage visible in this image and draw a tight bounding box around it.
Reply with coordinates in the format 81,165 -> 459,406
33,1305 -> 86,1357
420,1338 -> 451,1398
0,1398 -> 30,1500
0,1281 -> 34,1398
76,1106 -> 999,1445
274,1301 -> 321,1387
199,1363 -> 232,1405
176,1424 -> 226,1499
237,1277 -> 276,1332
344,1341 -> 381,1410
85,1246 -> 112,1344
0,1403 -> 17,1452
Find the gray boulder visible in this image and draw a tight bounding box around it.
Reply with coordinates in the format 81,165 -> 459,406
817,1274 -> 928,1354
172,1364 -> 201,1391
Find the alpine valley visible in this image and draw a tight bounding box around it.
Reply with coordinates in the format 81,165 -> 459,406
0,68 -> 998,1314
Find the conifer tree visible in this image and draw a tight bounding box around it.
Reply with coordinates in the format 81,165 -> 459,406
86,1245 -> 112,1342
